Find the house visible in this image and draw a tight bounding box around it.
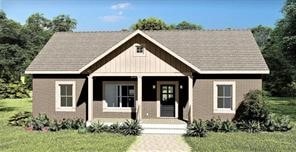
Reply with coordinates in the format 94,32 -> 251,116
25,29 -> 269,124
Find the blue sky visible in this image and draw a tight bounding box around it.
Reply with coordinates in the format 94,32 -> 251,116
1,0 -> 285,31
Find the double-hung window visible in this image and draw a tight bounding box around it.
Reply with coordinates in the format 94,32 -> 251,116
213,81 -> 235,113
55,81 -> 76,111
104,82 -> 135,112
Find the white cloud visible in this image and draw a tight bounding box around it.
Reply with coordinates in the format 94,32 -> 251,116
111,2 -> 130,10
100,15 -> 124,23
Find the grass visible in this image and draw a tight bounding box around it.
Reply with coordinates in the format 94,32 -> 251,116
0,98 -> 136,152
185,97 -> 296,152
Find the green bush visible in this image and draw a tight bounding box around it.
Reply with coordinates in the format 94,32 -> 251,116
234,90 -> 269,123
26,114 -> 50,130
8,112 -> 32,126
186,119 -> 207,137
108,123 -> 121,133
220,120 -> 237,132
78,126 -> 87,134
120,120 -> 142,136
0,79 -> 30,99
236,120 -> 261,133
87,121 -> 108,133
49,120 -> 61,132
206,118 -> 222,132
263,114 -> 293,132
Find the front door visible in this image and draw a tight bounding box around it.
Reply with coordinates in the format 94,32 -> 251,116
160,85 -> 175,117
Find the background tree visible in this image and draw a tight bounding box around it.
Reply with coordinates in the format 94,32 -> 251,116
172,21 -> 202,30
251,25 -> 272,49
131,17 -> 170,30
50,15 -> 77,32
0,10 -> 77,90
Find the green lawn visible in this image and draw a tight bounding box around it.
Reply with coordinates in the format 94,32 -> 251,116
185,97 -> 296,152
0,98 -> 136,152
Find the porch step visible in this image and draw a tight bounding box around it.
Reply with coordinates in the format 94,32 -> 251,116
141,123 -> 187,134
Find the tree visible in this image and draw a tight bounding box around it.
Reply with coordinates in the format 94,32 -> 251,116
251,25 -> 272,49
256,0 -> 296,96
173,21 -> 202,30
131,17 -> 170,30
50,15 -> 77,32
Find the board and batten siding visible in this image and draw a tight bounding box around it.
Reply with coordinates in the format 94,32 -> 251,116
192,79 -> 262,120
88,35 -> 192,74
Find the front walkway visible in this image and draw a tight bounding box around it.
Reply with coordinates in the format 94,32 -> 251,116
128,134 -> 191,152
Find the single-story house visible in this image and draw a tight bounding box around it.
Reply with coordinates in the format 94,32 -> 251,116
25,29 -> 269,124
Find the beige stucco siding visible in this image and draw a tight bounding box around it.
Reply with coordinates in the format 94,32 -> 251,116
192,79 -> 262,120
88,35 -> 192,74
32,76 -> 87,120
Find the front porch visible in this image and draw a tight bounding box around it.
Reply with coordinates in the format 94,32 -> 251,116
87,75 -> 193,125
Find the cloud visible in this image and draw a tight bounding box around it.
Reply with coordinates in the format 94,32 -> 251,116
111,2 -> 130,10
100,15 -> 124,23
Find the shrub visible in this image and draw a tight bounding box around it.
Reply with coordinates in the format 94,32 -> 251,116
206,118 -> 222,132
220,120 -> 237,132
26,114 -> 50,130
234,90 -> 269,123
108,123 -> 121,133
78,126 -> 87,134
70,119 -> 85,129
186,119 -> 207,137
60,119 -> 72,129
8,112 -> 32,126
0,79 -> 30,99
120,120 -> 142,136
263,114 -> 293,132
87,121 -> 108,133
49,120 -> 61,132
236,120 -> 261,133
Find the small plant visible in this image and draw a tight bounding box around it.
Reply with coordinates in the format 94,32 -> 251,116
87,121 -> 108,133
108,123 -> 121,133
60,119 -> 72,129
49,120 -> 61,132
71,119 -> 85,129
220,120 -> 237,132
78,126 -> 87,134
120,120 -> 142,136
8,112 -> 32,126
206,118 -> 222,132
186,119 -> 207,137
263,114 -> 293,132
26,114 -> 50,131
236,120 -> 261,133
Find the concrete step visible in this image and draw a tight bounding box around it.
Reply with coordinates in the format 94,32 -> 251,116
141,123 -> 187,134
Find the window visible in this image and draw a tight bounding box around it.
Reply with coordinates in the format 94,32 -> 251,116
103,82 -> 135,112
55,81 -> 76,111
134,44 -> 145,56
213,81 -> 235,113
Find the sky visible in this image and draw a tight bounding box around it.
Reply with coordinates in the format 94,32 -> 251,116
0,0 -> 285,31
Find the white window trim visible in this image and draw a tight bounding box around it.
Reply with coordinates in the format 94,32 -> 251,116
102,81 -> 136,112
133,43 -> 146,57
213,81 -> 236,114
55,81 -> 76,112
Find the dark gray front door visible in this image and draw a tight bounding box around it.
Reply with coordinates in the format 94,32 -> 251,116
160,85 -> 175,117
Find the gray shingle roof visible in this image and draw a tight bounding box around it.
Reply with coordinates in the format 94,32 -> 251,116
26,30 -> 269,74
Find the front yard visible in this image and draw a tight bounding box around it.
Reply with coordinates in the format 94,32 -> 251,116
185,97 -> 296,152
1,97 -> 296,152
0,98 -> 136,152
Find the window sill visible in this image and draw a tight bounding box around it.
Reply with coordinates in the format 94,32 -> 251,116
213,109 -> 235,114
56,107 -> 76,112
103,107 -> 135,113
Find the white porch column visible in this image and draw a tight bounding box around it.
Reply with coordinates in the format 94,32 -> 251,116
188,76 -> 193,123
137,76 -> 142,121
87,76 -> 93,124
